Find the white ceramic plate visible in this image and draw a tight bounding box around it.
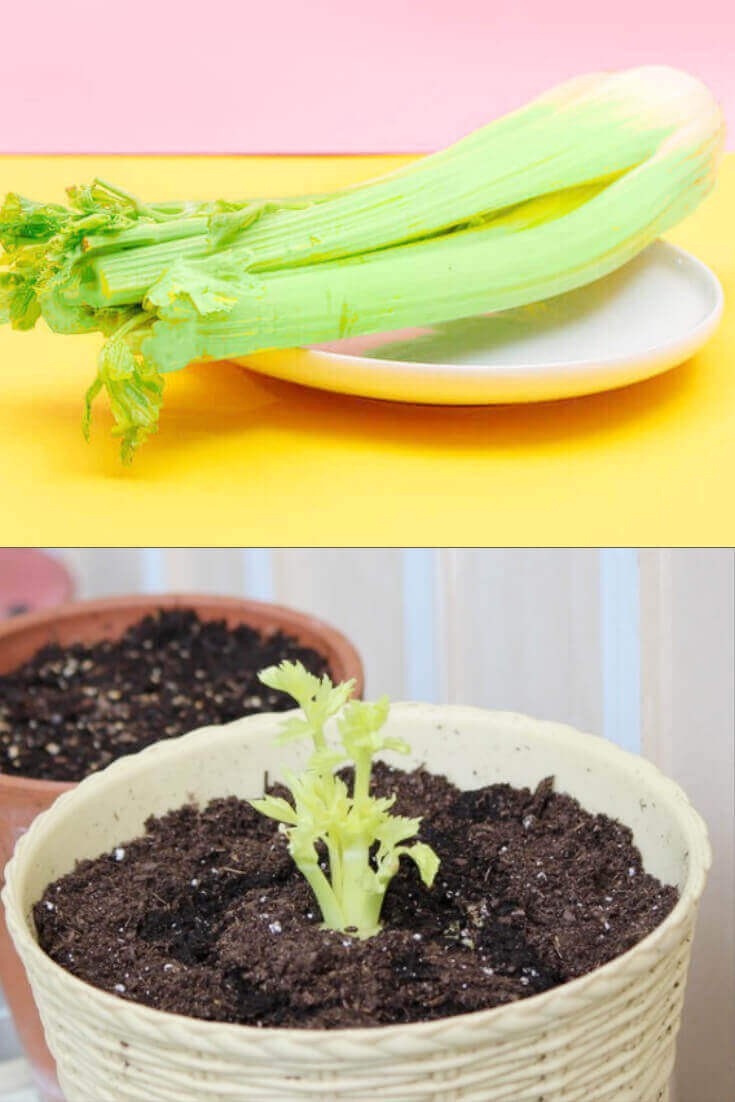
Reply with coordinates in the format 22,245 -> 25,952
236,241 -> 723,404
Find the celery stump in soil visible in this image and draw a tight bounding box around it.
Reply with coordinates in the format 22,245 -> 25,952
252,662 -> 439,938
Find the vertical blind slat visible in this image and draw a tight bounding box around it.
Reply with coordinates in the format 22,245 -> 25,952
270,549 -> 405,699
640,549 -> 735,1102
436,549 -> 604,734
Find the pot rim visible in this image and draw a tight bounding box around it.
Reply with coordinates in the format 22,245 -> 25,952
2,703 -> 711,1048
0,592 -> 364,796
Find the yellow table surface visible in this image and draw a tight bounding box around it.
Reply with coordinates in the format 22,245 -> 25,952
0,154 -> 733,547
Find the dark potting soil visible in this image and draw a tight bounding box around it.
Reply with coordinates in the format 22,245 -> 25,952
0,609 -> 329,782
35,764 -> 678,1028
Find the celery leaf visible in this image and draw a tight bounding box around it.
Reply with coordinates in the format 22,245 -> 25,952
84,338 -> 164,464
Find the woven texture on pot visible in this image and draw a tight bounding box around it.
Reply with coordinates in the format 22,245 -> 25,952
3,706 -> 710,1102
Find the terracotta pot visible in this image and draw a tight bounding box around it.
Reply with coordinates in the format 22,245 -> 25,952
0,594 -> 363,1101
3,705 -> 710,1102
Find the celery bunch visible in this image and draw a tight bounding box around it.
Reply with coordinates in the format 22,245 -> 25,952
0,66 -> 724,461
252,662 -> 439,938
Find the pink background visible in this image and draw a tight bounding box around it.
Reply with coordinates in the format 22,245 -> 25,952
3,0 -> 732,153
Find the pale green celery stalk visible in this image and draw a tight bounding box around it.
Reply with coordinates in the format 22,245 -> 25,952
80,67 -> 710,309
290,844 -> 345,931
141,126 -> 720,376
79,194 -> 335,258
338,736 -> 382,933
81,216 -> 212,256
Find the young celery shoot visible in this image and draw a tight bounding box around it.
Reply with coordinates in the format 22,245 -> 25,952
251,662 -> 439,938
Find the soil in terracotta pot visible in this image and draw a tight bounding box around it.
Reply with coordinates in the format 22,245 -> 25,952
35,764 -> 678,1028
0,609 -> 329,782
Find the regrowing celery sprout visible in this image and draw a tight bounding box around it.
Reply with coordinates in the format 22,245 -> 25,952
0,66 -> 724,461
251,662 -> 439,938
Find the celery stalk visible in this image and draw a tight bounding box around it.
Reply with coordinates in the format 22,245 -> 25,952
81,67 -> 714,309
141,128 -> 719,376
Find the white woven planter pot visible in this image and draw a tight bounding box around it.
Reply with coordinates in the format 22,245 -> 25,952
3,705 -> 710,1102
